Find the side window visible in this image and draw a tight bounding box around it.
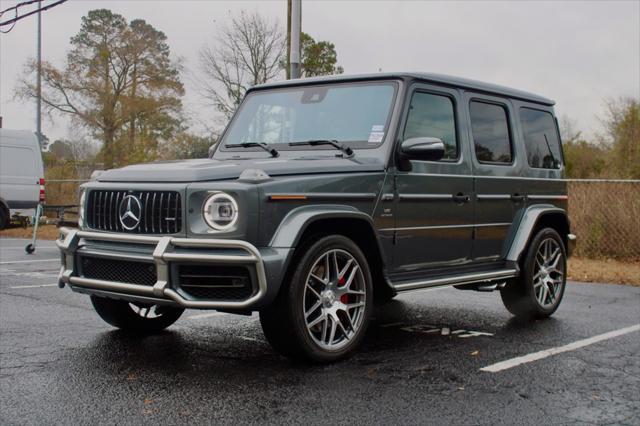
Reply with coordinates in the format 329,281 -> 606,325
469,100 -> 513,164
520,108 -> 562,169
403,92 -> 458,160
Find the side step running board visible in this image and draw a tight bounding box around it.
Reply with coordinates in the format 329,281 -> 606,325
392,268 -> 518,293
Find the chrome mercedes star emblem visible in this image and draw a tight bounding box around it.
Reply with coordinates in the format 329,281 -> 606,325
119,195 -> 142,230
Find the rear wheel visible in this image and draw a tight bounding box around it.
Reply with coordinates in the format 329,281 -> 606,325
260,235 -> 373,363
501,227 -> 567,319
90,296 -> 184,333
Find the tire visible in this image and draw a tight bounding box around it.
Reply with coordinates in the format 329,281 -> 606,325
25,244 -> 35,254
0,207 -> 7,230
501,227 -> 567,319
260,235 -> 374,363
90,295 -> 184,333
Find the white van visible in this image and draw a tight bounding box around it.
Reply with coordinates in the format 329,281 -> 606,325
0,129 -> 45,229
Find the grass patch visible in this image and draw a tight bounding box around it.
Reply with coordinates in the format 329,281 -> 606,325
568,257 -> 640,286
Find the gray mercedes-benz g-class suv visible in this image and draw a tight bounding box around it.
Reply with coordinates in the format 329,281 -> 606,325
57,73 -> 576,362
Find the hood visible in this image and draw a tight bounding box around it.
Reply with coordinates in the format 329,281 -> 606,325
96,156 -> 385,183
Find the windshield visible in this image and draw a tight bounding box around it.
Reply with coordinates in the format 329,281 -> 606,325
219,81 -> 397,153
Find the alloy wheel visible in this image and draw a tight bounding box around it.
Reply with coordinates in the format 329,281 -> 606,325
533,238 -> 565,308
303,249 -> 367,351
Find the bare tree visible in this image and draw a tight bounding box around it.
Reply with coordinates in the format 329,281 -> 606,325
198,12 -> 285,120
558,114 -> 581,144
600,97 -> 640,178
16,9 -> 184,169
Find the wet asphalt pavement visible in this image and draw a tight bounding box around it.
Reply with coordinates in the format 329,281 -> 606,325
0,238 -> 639,425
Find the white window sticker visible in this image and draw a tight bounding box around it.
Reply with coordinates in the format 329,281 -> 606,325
371,124 -> 385,132
368,131 -> 385,143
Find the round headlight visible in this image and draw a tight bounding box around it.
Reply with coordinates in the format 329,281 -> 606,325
78,190 -> 86,228
203,192 -> 239,231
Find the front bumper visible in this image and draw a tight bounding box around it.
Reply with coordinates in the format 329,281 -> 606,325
56,227 -> 268,309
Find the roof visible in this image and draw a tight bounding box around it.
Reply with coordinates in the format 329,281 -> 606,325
0,129 -> 39,144
251,72 -> 555,106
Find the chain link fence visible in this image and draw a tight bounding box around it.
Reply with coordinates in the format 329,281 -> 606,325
567,179 -> 640,260
45,179 -> 87,206
42,178 -> 640,260
40,179 -> 87,224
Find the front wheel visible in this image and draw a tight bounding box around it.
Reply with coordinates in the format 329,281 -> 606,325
260,235 -> 373,363
501,227 -> 567,319
90,296 -> 184,333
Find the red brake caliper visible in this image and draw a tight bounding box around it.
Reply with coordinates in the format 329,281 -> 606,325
338,276 -> 348,304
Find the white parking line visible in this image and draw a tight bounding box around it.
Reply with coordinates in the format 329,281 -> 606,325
0,246 -> 58,251
186,312 -> 228,320
1,269 -> 58,278
0,259 -> 59,264
9,284 -> 58,289
237,336 -> 265,343
481,323 -> 640,373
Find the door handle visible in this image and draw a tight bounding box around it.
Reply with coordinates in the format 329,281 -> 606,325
510,193 -> 526,202
453,193 -> 470,204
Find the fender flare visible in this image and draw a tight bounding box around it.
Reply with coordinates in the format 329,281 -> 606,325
503,204 -> 570,262
267,204 -> 395,300
269,204 -> 379,248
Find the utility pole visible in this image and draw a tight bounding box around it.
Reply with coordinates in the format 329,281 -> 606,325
36,0 -> 42,146
290,0 -> 301,79
286,0 -> 291,80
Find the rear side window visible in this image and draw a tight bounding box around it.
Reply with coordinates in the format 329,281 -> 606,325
469,101 -> 513,164
403,92 -> 458,160
520,108 -> 562,169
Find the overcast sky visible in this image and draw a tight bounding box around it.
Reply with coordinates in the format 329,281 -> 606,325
1,0 -> 639,142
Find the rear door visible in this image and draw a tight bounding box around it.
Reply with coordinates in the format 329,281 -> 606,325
0,139 -> 40,209
465,93 -> 525,261
391,84 -> 474,272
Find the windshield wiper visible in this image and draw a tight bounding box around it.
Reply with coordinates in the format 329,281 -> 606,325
288,139 -> 354,158
224,142 -> 279,158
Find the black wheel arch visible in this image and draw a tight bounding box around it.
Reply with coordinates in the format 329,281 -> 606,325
533,212 -> 570,250
269,206 -> 394,304
504,205 -> 572,264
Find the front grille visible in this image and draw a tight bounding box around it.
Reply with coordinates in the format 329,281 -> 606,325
86,190 -> 182,234
176,264 -> 254,301
80,256 -> 157,286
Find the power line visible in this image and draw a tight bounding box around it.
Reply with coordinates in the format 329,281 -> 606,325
0,0 -> 67,33
1,0 -> 48,15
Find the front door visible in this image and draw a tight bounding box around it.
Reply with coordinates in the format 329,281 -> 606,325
391,85 -> 474,273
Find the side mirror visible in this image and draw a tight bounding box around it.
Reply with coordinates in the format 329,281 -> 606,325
400,137 -> 445,161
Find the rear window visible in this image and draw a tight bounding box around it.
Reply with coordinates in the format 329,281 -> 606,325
469,101 -> 513,164
520,108 -> 562,169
